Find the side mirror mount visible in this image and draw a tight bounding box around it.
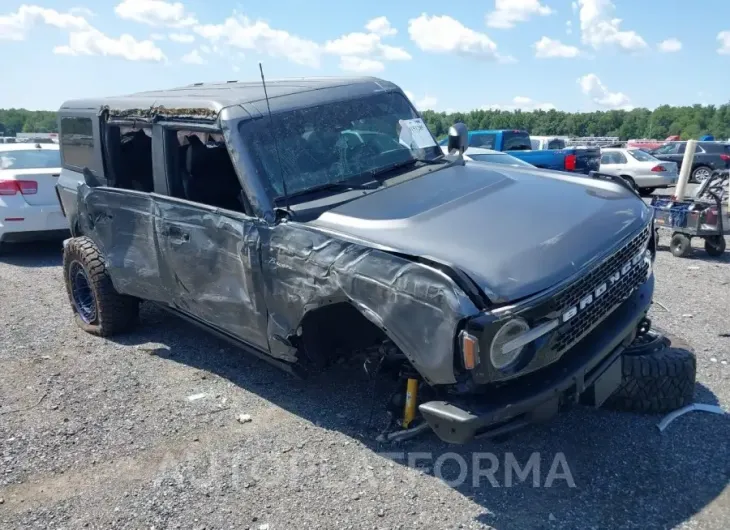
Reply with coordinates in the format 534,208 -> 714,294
447,123 -> 468,157
82,167 -> 102,188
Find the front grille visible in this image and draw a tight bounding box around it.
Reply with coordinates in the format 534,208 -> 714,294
548,225 -> 651,354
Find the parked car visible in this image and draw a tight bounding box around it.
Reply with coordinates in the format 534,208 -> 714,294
55,77 -> 692,445
650,141 -> 730,183
599,148 -> 678,195
0,143 -> 68,250
440,146 -> 536,167
441,129 -> 600,174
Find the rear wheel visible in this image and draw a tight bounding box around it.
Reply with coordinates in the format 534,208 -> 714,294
639,187 -> 656,197
63,236 -> 139,336
669,232 -> 692,257
691,166 -> 711,183
704,235 -> 726,257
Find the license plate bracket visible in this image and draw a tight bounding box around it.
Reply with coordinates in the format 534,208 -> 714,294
584,356 -> 623,407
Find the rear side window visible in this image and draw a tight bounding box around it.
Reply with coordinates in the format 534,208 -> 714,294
0,149 -> 61,170
60,117 -> 94,170
547,139 -> 566,150
502,131 -> 531,151
469,133 -> 496,149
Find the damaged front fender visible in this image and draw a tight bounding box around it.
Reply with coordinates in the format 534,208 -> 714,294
260,223 -> 481,385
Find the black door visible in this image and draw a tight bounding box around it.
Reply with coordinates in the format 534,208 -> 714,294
77,186 -> 168,302
153,196 -> 270,350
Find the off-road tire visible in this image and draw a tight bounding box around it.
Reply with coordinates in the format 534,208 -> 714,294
606,332 -> 696,414
669,232 -> 692,257
704,235 -> 726,257
63,236 -> 139,336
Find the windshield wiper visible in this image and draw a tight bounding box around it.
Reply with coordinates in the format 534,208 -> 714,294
276,180 -> 382,202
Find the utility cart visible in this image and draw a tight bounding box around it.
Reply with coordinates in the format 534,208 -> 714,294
651,170 -> 729,258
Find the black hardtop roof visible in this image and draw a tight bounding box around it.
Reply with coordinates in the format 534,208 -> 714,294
58,76 -> 400,122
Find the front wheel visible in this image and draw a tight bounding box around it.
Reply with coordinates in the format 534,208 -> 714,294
704,235 -> 726,257
669,232 -> 692,258
63,236 -> 139,336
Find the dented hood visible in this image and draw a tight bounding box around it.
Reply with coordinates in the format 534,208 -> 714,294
309,163 -> 652,303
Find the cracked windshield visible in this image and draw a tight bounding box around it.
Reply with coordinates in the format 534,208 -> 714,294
241,92 -> 442,199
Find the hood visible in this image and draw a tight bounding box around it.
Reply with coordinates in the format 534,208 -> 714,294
308,162 -> 652,303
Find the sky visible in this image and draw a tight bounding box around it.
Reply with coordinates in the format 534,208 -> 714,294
2,0 -> 730,113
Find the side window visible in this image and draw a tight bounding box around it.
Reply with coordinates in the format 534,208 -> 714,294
548,139 -> 566,150
615,152 -> 627,164
60,117 -> 94,170
469,134 -> 496,149
104,125 -> 154,192
601,153 -> 613,164
677,143 -> 686,154
169,130 -> 247,213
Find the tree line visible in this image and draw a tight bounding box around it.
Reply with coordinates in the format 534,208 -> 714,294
421,103 -> 730,141
2,103 -> 730,140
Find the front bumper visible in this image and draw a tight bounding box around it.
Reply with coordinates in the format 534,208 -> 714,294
419,273 -> 654,444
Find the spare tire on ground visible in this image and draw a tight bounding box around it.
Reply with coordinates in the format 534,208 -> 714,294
604,329 -> 696,414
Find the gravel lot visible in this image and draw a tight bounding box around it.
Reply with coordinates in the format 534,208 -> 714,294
1,227 -> 728,529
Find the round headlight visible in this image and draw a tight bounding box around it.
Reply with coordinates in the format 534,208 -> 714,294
490,318 -> 530,370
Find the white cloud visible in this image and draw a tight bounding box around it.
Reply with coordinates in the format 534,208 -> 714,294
534,37 -> 580,58
0,5 -> 90,40
717,31 -> 730,55
408,14 -> 501,60
150,33 -> 166,40
578,73 -> 632,109
577,0 -> 647,52
364,16 -> 396,37
339,56 -> 384,73
483,96 -> 556,111
404,91 -> 438,110
325,17 -> 411,71
194,15 -> 321,67
115,0 -> 197,27
657,38 -> 681,53
0,4 -> 165,62
181,49 -> 205,64
169,32 -> 194,43
54,29 -> 166,62
486,0 -> 552,29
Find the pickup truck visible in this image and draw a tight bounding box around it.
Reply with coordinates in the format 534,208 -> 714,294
441,129 -> 600,174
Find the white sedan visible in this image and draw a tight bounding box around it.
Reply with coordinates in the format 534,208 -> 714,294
0,143 -> 69,250
599,147 -> 678,195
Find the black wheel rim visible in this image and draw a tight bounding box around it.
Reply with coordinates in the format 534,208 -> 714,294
69,261 -> 97,324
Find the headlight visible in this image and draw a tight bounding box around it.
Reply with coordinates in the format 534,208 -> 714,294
490,318 -> 530,370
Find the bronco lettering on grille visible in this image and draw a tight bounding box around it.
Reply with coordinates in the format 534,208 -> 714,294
561,250 -> 646,323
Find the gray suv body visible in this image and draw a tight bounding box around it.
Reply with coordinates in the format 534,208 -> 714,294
56,77 -> 657,443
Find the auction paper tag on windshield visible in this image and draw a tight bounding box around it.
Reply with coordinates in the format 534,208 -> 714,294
399,119 -> 436,149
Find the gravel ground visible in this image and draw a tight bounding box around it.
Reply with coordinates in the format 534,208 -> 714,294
0,230 -> 728,530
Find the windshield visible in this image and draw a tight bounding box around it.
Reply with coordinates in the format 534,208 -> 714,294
627,149 -> 658,162
468,153 -> 534,167
239,92 -> 441,200
0,149 -> 61,170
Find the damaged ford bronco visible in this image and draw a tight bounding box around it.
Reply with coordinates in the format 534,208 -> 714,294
56,77 -> 696,444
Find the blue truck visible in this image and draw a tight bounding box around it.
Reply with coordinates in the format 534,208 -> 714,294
440,129 -> 601,175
